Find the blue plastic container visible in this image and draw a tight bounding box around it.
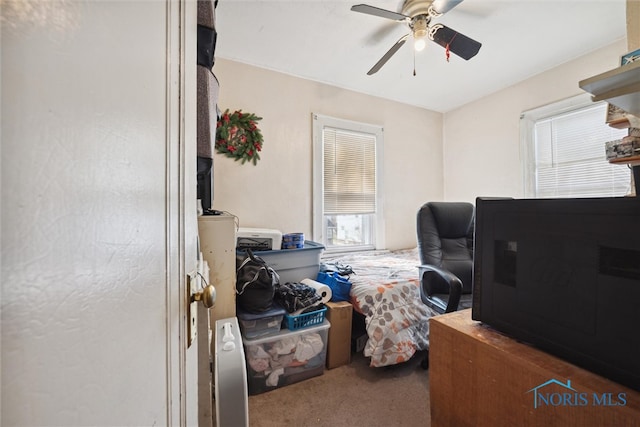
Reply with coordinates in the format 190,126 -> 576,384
282,232 -> 305,249
284,307 -> 327,331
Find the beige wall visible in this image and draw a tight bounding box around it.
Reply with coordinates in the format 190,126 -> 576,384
212,58 -> 443,250
213,38 -> 630,249
442,39 -> 629,203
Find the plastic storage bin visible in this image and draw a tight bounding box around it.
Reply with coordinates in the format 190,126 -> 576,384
242,319 -> 331,395
237,303 -> 286,339
236,240 -> 325,285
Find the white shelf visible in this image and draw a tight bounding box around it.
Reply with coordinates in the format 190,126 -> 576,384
579,60 -> 640,117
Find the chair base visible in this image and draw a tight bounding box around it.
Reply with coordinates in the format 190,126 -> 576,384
421,349 -> 429,370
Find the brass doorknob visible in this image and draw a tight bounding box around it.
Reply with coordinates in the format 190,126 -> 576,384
192,284 -> 216,308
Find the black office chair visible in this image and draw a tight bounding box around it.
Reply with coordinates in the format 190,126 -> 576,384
416,201 -> 475,368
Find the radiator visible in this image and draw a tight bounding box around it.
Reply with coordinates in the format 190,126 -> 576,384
214,317 -> 249,427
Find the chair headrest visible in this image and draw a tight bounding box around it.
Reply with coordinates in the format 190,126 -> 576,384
426,202 -> 474,238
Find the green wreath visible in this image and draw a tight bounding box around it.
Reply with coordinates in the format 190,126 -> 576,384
215,109 -> 263,165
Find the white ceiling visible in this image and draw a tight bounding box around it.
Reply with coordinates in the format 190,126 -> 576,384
214,0 -> 628,113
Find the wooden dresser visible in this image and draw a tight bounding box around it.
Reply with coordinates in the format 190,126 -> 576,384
429,309 -> 640,426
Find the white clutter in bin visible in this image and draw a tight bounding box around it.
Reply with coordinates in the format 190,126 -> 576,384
242,319 -> 330,395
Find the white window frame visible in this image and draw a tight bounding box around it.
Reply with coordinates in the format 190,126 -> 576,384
520,93 -> 630,198
312,113 -> 385,253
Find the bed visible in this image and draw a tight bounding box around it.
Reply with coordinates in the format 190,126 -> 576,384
322,248 -> 438,367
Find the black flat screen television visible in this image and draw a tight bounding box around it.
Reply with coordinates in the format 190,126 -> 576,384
197,156 -> 213,213
472,196 -> 640,391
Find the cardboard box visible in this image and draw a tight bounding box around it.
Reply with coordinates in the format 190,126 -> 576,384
325,301 -> 353,369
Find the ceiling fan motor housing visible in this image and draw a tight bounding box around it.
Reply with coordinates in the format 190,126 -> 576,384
411,16 -> 429,38
402,0 -> 434,18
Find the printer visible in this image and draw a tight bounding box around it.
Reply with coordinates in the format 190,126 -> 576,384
236,227 -> 282,251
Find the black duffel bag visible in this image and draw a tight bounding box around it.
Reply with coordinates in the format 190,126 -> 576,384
236,249 -> 279,312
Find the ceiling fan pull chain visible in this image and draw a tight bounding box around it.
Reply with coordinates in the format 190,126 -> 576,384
413,48 -> 417,76
445,33 -> 458,62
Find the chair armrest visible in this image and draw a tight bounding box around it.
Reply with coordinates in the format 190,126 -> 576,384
418,264 -> 463,313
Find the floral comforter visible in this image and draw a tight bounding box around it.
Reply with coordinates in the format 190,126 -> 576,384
323,248 -> 438,367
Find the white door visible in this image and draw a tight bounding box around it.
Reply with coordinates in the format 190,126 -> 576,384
1,1 -> 200,425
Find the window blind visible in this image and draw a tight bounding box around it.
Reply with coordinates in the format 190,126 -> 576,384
533,103 -> 628,198
323,127 -> 376,214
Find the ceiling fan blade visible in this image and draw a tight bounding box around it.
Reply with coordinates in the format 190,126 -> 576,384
429,24 -> 481,60
366,21 -> 401,46
431,0 -> 464,15
367,34 -> 409,75
351,4 -> 408,21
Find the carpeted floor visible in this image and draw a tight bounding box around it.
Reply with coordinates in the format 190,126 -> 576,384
246,350 -> 431,427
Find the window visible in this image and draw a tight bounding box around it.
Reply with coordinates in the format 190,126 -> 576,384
312,114 -> 384,252
521,94 -> 629,198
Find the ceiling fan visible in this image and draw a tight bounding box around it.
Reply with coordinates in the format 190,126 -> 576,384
351,0 -> 482,75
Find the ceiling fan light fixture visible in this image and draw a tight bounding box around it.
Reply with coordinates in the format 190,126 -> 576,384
414,33 -> 427,51
411,15 -> 429,51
